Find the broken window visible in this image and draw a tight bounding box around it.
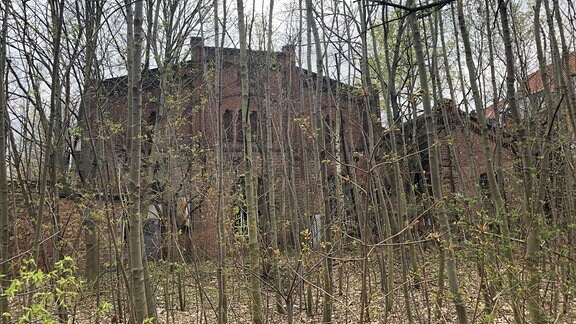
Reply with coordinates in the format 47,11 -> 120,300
234,176 -> 248,237
234,207 -> 248,237
144,203 -> 162,260
147,110 -> 157,126
479,172 -> 489,190
479,172 -> 498,190
413,172 -> 423,194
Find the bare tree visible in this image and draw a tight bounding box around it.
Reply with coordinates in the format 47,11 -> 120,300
454,1 -> 520,321
125,0 -> 154,321
0,0 -> 10,322
213,0 -> 228,322
406,0 -> 468,323
262,0 -> 284,314
236,0 -> 264,322
303,1 -> 334,322
75,0 -> 104,284
497,1 -> 541,322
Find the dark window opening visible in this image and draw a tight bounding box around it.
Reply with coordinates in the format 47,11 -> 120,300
236,110 -> 243,142
143,111 -> 157,156
147,110 -> 157,126
413,171 -> 431,195
234,205 -> 248,237
250,111 -> 258,139
324,115 -> 334,145
413,172 -> 424,194
479,172 -> 489,189
234,176 -> 248,237
223,110 -> 233,142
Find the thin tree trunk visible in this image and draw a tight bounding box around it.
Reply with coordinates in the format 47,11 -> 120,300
406,1 -> 468,323
236,0 -> 263,322
498,1 -> 540,322
263,0 -> 283,314
551,0 -> 576,134
0,0 -> 10,321
25,0 -> 66,277
369,6 -> 406,315
357,2 -> 380,322
126,0 -> 152,322
79,0 -> 102,285
531,0 -> 556,321
455,1 -> 520,321
303,0 -> 333,321
214,0 -> 227,321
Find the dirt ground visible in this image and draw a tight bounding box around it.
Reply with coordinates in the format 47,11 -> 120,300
6,250 -> 574,323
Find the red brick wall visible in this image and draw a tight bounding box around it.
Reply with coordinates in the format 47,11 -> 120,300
436,103 -> 519,197
88,41 -> 370,256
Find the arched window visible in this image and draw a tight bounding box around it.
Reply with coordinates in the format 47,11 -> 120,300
324,115 -> 333,145
250,111 -> 258,138
223,110 -> 233,142
236,110 -> 243,142
143,111 -> 157,156
234,176 -> 248,237
148,110 -> 157,126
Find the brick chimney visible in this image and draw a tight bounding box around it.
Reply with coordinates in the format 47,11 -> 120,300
282,44 -> 296,65
190,36 -> 204,62
437,98 -> 457,115
437,98 -> 458,125
282,44 -> 296,54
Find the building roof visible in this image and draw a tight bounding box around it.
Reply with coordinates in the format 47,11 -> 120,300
98,41 -> 361,100
522,51 -> 576,95
484,51 -> 576,120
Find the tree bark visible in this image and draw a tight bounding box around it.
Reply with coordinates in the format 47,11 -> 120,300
126,0 -> 153,322
0,0 -> 10,321
498,1 -> 540,322
406,1 -> 468,323
455,1 -> 520,320
214,0 -> 228,321
78,0 -> 103,284
236,0 -> 264,322
263,0 -> 284,314
303,0 -> 333,321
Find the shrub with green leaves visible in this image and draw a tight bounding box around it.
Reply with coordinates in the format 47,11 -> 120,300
2,256 -> 84,323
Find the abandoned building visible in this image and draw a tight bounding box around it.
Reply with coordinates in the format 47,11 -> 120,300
88,38 -> 374,256
485,51 -> 576,127
404,99 -> 518,196
387,98 -> 522,234
86,41 -> 551,259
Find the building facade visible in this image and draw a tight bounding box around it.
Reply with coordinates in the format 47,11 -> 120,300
89,39 -> 372,256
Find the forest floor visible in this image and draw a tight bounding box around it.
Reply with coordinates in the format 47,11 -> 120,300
140,254 -> 518,324
7,247 -> 575,323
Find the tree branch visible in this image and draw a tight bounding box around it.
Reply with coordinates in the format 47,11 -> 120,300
366,0 -> 455,13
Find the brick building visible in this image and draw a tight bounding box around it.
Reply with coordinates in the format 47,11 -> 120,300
88,39 -> 372,256
485,52 -> 576,127
406,99 -> 518,196
397,99 -> 521,232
